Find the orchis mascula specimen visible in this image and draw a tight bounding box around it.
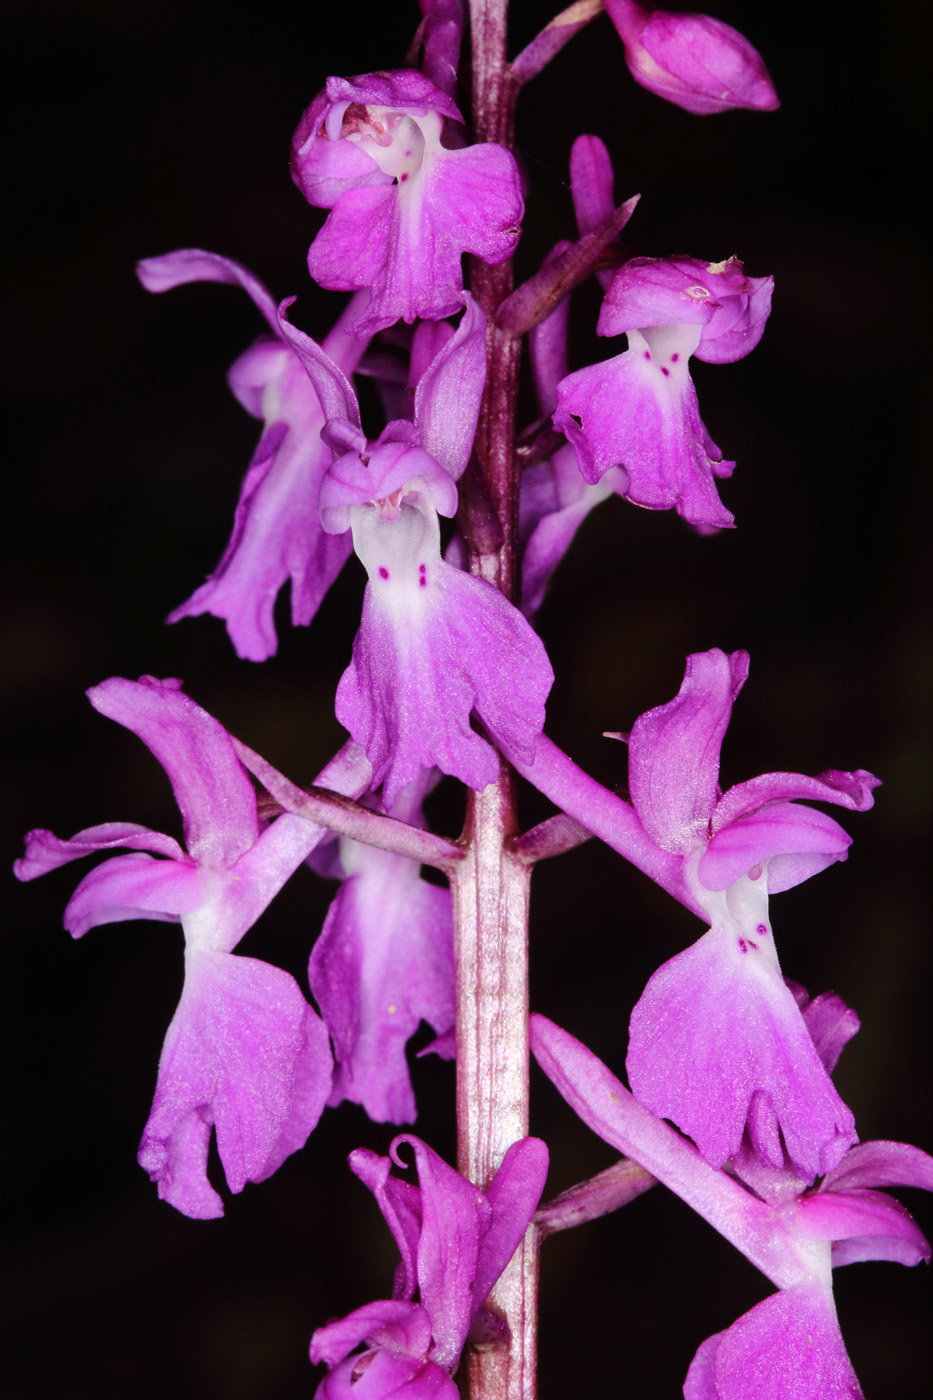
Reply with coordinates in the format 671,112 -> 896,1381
136,250 -> 368,662
277,295 -> 553,805
14,676 -> 371,1218
311,1135 -> 548,1398
603,0 -> 779,115
290,69 -> 523,336
531,1012 -> 933,1400
623,647 -> 879,1180
554,252 -> 774,529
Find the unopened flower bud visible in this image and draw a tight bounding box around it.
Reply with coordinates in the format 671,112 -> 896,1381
605,0 -> 779,115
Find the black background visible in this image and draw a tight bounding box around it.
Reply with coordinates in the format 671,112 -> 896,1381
2,2 -> 929,1396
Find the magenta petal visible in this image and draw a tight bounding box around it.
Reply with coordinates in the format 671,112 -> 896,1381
349,1147 -> 423,1302
684,1285 -> 861,1399
796,1188 -> 931,1266
136,248 -> 279,332
63,851 -> 205,937
699,801 -> 853,892
470,1138 -> 548,1317
315,1349 -> 458,1400
138,951 -> 332,1218
627,922 -> 857,1179
336,555 -> 552,808
311,1300 -> 427,1368
554,329 -> 735,529
390,1135 -> 490,1368
309,847 -> 454,1123
627,648 -> 748,852
276,300 -> 364,431
821,1140 -> 933,1194
15,820 -> 186,880
712,767 -> 880,831
413,293 -> 486,481
798,990 -> 861,1074
87,676 -> 259,867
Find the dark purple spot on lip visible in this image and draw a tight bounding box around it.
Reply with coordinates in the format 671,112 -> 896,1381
747,938 -> 758,951
378,566 -> 389,580
661,367 -> 670,376
738,938 -> 748,954
419,564 -> 427,587
400,172 -> 408,181
671,353 -> 679,362
643,351 -> 651,360
756,923 -> 767,935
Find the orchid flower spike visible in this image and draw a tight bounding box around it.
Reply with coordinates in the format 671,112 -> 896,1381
14,676 -> 373,1218
554,253 -> 774,530
530,1012 -> 933,1400
279,296 -> 553,807
291,70 -> 523,336
309,768 -> 455,1125
310,1134 -> 548,1397
623,648 -> 880,1180
604,0 -> 779,116
137,250 -> 371,661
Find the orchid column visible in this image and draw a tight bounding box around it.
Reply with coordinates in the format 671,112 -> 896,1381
455,6 -> 534,1400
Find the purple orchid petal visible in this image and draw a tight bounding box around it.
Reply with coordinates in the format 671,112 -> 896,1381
63,851 -> 205,937
309,843 -> 454,1123
553,328 -> 735,529
794,988 -> 861,1074
416,0 -> 464,100
470,1138 -> 548,1319
390,1135 -> 490,1369
276,299 -> 363,430
314,1348 -> 457,1400
605,1 -> 779,118
683,1285 -> 861,1400
796,1188 -> 931,1266
698,801 -> 853,892
138,950 -> 331,1219
15,820 -> 186,880
311,1300 -> 429,1369
626,905 -> 857,1180
409,320 -> 455,391
349,1147 -> 424,1302
627,648 -> 749,852
570,134 -> 616,237
599,255 -> 774,364
136,248 -> 279,332
413,294 -> 486,480
569,134 -> 621,295
335,494 -> 551,807
821,1140 -> 933,1195
87,676 -> 259,868
712,767 -> 881,832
